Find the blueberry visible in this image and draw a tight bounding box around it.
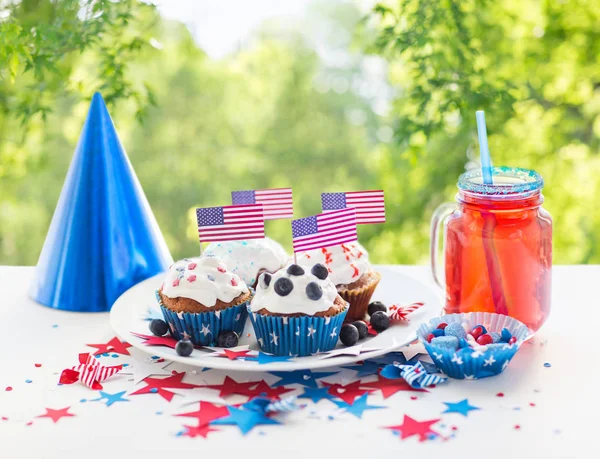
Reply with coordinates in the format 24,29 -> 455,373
149,319 -> 169,336
217,331 -> 239,348
311,263 -> 329,280
444,322 -> 467,339
287,264 -> 305,276
305,282 -> 323,301
367,301 -> 387,316
175,339 -> 193,357
274,277 -> 294,296
259,272 -> 272,289
339,324 -> 359,346
352,320 -> 368,340
370,311 -> 390,332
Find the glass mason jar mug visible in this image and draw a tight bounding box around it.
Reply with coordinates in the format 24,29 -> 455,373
430,167 -> 552,333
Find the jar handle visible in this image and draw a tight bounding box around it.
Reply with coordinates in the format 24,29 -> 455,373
430,202 -> 456,290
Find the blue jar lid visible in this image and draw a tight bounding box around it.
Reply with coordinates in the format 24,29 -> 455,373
458,166 -> 543,196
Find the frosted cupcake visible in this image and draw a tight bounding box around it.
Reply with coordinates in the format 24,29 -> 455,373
157,256 -> 252,346
296,243 -> 380,321
247,263 -> 348,356
203,238 -> 288,288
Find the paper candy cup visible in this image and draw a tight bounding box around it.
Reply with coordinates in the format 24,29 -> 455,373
247,305 -> 348,356
157,291 -> 250,346
338,271 -> 381,322
417,312 -> 531,380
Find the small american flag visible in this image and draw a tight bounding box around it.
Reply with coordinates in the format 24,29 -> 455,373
231,187 -> 294,220
321,190 -> 385,224
196,204 -> 265,243
291,207 -> 357,253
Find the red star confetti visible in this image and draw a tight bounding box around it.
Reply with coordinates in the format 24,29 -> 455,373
388,302 -> 424,322
36,407 -> 76,424
321,381 -> 375,405
247,381 -> 294,400
59,353 -> 122,390
386,415 -> 440,442
222,349 -> 253,360
204,376 -> 260,398
180,423 -> 219,438
130,332 -> 178,349
362,375 -> 428,399
130,372 -> 202,402
86,336 -> 132,356
175,401 -> 229,425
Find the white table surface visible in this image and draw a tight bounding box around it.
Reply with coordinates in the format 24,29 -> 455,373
0,265 -> 597,459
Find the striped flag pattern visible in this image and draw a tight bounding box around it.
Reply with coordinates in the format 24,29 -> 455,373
321,190 -> 385,224
196,204 -> 265,243
291,207 -> 357,253
266,396 -> 301,413
231,188 -> 294,220
398,362 -> 447,389
59,353 -> 123,390
388,302 -> 424,323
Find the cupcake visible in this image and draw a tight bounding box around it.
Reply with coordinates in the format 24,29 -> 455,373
157,256 -> 252,346
296,243 -> 380,321
203,238 -> 288,288
247,263 -> 348,356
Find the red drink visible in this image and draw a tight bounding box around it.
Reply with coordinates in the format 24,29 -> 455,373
431,167 -> 552,333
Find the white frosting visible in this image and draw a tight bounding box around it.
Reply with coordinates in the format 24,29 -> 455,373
204,238 -> 288,286
161,256 -> 248,307
295,242 -> 370,286
250,263 -> 340,315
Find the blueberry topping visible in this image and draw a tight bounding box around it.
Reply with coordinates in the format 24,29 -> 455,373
339,324 -> 359,346
217,331 -> 239,348
311,263 -> 328,280
286,264 -> 305,276
305,282 -> 323,300
370,311 -> 390,332
259,272 -> 272,289
149,319 -> 169,337
352,320 -> 368,340
274,277 -> 294,296
368,301 -> 387,316
175,339 -> 193,357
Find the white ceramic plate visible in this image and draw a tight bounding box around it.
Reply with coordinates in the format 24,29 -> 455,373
110,265 -> 441,371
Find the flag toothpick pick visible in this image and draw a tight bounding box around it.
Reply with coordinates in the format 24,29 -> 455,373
291,208 -> 357,253
321,190 -> 385,224
232,188 -> 294,220
196,204 -> 265,243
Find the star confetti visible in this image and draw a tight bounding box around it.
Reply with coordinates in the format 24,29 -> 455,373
269,370 -> 337,389
211,406 -> 281,435
36,407 -> 76,424
91,391 -> 130,407
130,371 -> 202,402
298,387 -> 339,404
385,415 -> 440,442
175,401 -> 229,425
178,423 -> 219,438
204,376 -> 293,400
442,399 -> 480,417
322,381 -> 375,405
86,337 -> 132,356
341,361 -> 381,377
120,358 -> 173,384
130,332 -> 178,349
361,375 -> 428,399
334,393 -> 386,418
388,302 -> 424,322
59,353 -> 123,390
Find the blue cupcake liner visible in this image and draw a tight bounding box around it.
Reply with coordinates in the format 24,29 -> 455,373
417,312 -> 531,380
247,304 -> 348,357
156,290 -> 251,346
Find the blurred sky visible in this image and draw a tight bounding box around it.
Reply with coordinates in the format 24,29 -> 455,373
155,0 -> 372,59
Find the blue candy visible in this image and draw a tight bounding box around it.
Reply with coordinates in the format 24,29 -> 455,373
501,328 -> 512,342
485,343 -> 507,351
478,324 -> 488,334
430,336 -> 459,350
458,338 -> 470,348
489,332 -> 501,343
431,328 -> 445,337
444,322 -> 466,340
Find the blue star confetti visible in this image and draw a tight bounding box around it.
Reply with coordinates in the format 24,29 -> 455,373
334,393 -> 386,419
442,399 -> 480,417
341,361 -> 381,377
91,390 -> 130,407
269,370 -> 337,388
368,352 -> 408,366
211,406 -> 281,435
298,387 -> 338,404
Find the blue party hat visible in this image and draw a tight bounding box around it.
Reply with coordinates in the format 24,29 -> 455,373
30,93 -> 173,312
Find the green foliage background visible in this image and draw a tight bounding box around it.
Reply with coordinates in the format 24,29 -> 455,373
1,0 -> 599,266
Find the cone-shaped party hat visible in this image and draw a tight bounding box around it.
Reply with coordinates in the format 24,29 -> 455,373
30,93 -> 173,312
